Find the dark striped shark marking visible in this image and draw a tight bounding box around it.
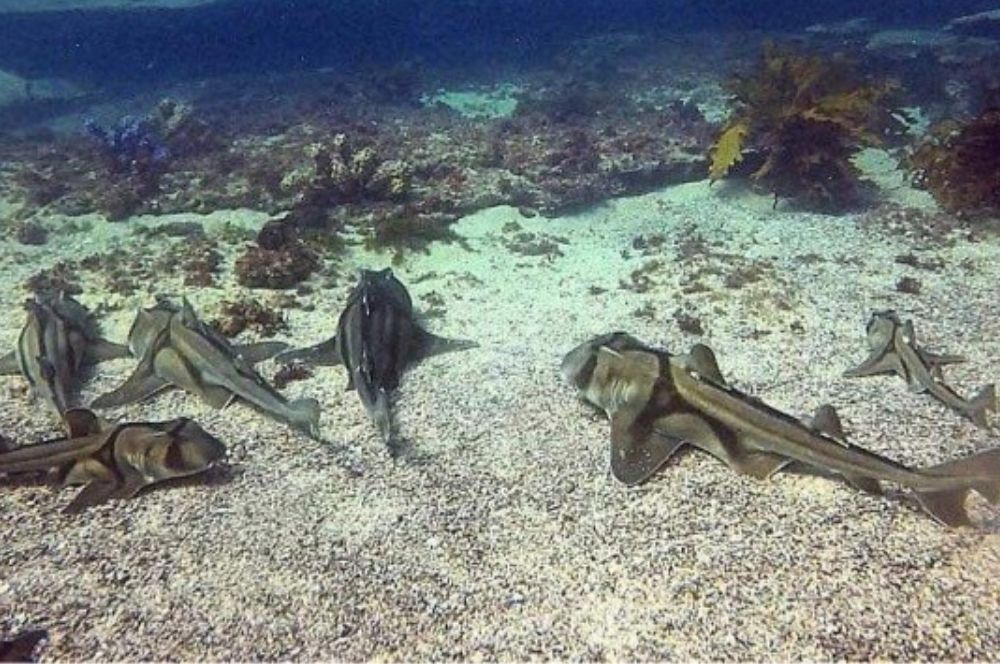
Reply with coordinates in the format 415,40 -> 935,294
0,292 -> 129,415
844,310 -> 996,428
277,268 -> 477,455
562,332 -> 1000,527
0,408 -> 226,513
91,299 -> 319,438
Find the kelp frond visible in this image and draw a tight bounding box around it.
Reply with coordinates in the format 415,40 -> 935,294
708,41 -> 902,211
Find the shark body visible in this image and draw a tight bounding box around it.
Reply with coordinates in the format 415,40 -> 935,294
91,299 -> 318,437
562,332 -> 1000,527
277,268 -> 477,454
0,408 -> 226,513
844,310 -> 996,428
0,293 -> 129,414
0,629 -> 47,662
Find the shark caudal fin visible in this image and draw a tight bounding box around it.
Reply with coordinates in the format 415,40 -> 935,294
967,384 -> 997,429
287,397 -> 322,438
915,448 -> 1000,527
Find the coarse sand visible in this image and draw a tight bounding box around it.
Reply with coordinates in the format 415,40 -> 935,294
1,176 -> 999,660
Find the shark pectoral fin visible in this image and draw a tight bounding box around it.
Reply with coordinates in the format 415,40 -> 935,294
86,338 -> 131,363
411,327 -> 478,362
111,473 -> 150,500
91,369 -> 169,409
0,351 -> 18,375
914,488 -> 974,527
237,341 -> 290,365
276,337 -> 341,366
63,480 -> 120,514
843,352 -> 903,379
732,450 -> 792,480
609,411 -> 684,486
684,344 -> 727,385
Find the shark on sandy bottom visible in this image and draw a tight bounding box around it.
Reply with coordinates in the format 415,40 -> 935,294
0,408 -> 226,514
276,268 -> 477,455
0,629 -> 47,663
0,292 -> 129,415
91,298 -> 320,438
561,332 -> 1000,527
844,310 -> 997,428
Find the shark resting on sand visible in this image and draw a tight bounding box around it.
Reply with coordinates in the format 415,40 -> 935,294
0,409 -> 225,513
0,292 -> 129,415
844,310 -> 996,428
562,332 -> 1000,527
277,268 -> 477,455
91,298 -> 320,438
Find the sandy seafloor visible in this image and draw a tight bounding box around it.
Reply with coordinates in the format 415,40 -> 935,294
1,158 -> 1000,660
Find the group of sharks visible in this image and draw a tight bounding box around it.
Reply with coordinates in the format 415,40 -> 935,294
1,272 -> 998,526
0,268 -> 476,512
562,312 -> 998,527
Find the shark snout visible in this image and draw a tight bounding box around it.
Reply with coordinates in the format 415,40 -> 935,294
560,341 -> 594,389
173,420 -> 228,469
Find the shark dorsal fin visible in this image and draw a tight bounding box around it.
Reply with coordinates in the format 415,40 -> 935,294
686,344 -> 726,385
179,297 -> 200,326
63,408 -> 106,438
900,320 -> 917,345
810,404 -> 845,440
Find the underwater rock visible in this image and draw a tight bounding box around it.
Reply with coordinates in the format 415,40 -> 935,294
255,218 -> 299,251
14,219 -> 47,245
212,298 -> 289,338
235,238 -> 318,290
947,9 -> 1000,38
0,69 -> 28,108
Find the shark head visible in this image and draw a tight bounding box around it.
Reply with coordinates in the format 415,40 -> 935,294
563,332 -> 664,419
560,332 -> 646,390
162,418 -> 227,473
127,304 -> 175,357
864,310 -> 902,351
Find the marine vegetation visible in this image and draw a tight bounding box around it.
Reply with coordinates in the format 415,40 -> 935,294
709,42 -> 902,211
905,108 -> 1000,216
234,219 -> 320,289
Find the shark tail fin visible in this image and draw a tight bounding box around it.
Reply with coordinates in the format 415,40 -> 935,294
915,448 -> 1000,526
372,389 -> 401,457
288,397 -> 322,438
968,384 -> 997,428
